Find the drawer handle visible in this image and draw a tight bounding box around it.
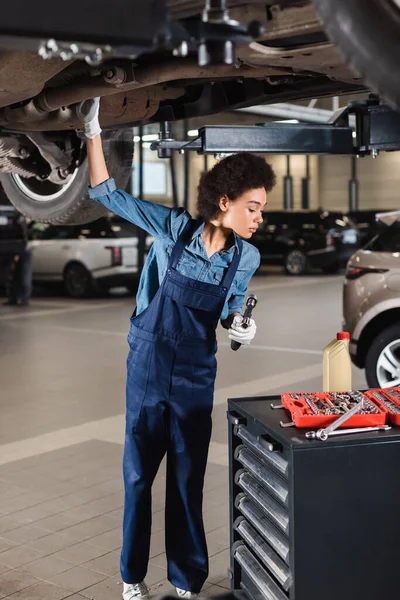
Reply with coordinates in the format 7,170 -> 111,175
257,434 -> 283,453
227,410 -> 247,426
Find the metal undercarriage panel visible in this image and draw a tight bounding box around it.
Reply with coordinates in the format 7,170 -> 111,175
0,1 -> 363,133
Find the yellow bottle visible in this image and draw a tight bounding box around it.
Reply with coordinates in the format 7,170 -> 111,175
323,332 -> 352,392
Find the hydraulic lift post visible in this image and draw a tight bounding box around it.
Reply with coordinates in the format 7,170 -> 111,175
349,155 -> 359,212
283,156 -> 293,210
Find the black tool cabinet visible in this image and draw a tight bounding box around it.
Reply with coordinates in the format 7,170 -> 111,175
227,395 -> 400,600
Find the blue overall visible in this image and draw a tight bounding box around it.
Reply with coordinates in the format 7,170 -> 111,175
120,218 -> 242,592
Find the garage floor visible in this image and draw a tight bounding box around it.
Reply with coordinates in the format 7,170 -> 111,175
0,274 -> 367,600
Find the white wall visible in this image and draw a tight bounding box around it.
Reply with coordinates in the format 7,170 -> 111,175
319,152 -> 400,211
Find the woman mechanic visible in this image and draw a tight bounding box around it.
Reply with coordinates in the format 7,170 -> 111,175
77,99 -> 276,600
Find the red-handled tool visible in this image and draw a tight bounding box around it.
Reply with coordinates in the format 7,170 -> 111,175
231,294 -> 258,351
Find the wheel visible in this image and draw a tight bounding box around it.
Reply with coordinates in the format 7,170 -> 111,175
313,0 -> 400,110
63,262 -> 94,298
322,262 -> 340,274
0,129 -> 134,225
284,249 -> 308,275
365,324 -> 400,388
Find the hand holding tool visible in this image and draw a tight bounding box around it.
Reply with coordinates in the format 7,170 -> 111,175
229,294 -> 257,351
76,97 -> 102,139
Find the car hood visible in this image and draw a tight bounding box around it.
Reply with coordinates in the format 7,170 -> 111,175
376,210 -> 400,226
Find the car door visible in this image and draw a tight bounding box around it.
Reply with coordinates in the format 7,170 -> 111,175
30,225 -> 78,279
251,212 -> 283,263
276,213 -> 300,259
296,212 -> 322,253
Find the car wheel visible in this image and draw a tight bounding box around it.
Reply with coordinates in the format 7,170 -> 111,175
63,262 -> 94,298
365,324 -> 400,388
322,262 -> 340,274
284,249 -> 308,276
313,0 -> 400,110
0,129 -> 133,225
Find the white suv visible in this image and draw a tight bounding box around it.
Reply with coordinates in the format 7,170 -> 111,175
29,217 -> 152,298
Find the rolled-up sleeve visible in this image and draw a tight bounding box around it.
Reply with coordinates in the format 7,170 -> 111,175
221,245 -> 260,320
88,178 -> 187,239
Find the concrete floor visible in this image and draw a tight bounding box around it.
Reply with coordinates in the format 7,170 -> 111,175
0,273 -> 367,600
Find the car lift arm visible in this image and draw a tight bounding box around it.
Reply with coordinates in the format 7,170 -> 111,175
151,99 -> 400,158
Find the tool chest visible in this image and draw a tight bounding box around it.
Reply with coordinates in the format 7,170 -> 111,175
228,394 -> 400,600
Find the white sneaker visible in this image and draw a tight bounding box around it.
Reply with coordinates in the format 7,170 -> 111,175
123,581 -> 150,600
175,587 -> 198,599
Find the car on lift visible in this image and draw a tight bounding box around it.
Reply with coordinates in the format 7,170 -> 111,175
251,210 -> 360,275
0,0 -> 398,225
28,217 -> 153,298
343,211 -> 400,388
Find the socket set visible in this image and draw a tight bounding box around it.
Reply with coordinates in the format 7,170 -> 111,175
365,387 -> 400,425
280,390 -> 386,428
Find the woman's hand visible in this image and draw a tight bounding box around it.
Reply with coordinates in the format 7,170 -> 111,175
228,315 -> 257,345
76,98 -> 102,139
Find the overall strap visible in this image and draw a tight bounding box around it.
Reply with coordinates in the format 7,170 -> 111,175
169,218 -> 202,269
221,236 -> 243,290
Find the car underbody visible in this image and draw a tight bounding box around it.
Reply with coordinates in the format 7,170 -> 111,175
0,0 -> 397,223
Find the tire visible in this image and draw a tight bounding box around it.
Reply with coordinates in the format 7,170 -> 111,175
313,0 -> 400,110
284,249 -> 308,276
63,262 -> 94,298
322,262 -> 340,274
0,129 -> 134,225
365,324 -> 400,388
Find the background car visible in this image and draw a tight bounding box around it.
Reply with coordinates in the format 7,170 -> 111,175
250,210 -> 360,275
343,211 -> 400,388
29,217 -> 153,298
348,209 -> 390,246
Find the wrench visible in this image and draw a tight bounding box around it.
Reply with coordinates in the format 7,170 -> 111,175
305,398 -> 365,441
305,425 -> 391,440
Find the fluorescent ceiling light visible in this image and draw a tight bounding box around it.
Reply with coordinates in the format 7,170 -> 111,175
274,119 -> 299,123
142,134 -> 159,142
188,129 -> 199,137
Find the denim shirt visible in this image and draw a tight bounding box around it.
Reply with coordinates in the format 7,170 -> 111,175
88,178 -> 260,321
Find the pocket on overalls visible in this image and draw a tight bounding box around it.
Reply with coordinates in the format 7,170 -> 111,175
126,335 -> 154,429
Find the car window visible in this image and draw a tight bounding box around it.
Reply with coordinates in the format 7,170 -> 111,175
320,212 -> 349,229
297,213 -> 319,230
366,222 -> 400,252
259,213 -> 282,233
76,218 -> 113,239
110,218 -> 139,238
30,224 -> 76,240
281,213 -> 302,231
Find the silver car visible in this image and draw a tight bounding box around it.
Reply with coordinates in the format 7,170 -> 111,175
343,211 -> 400,388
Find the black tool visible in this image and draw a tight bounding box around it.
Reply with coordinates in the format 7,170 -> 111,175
231,294 -> 257,351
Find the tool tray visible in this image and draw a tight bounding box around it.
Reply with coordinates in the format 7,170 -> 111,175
365,387 -> 400,426
281,391 -> 386,428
